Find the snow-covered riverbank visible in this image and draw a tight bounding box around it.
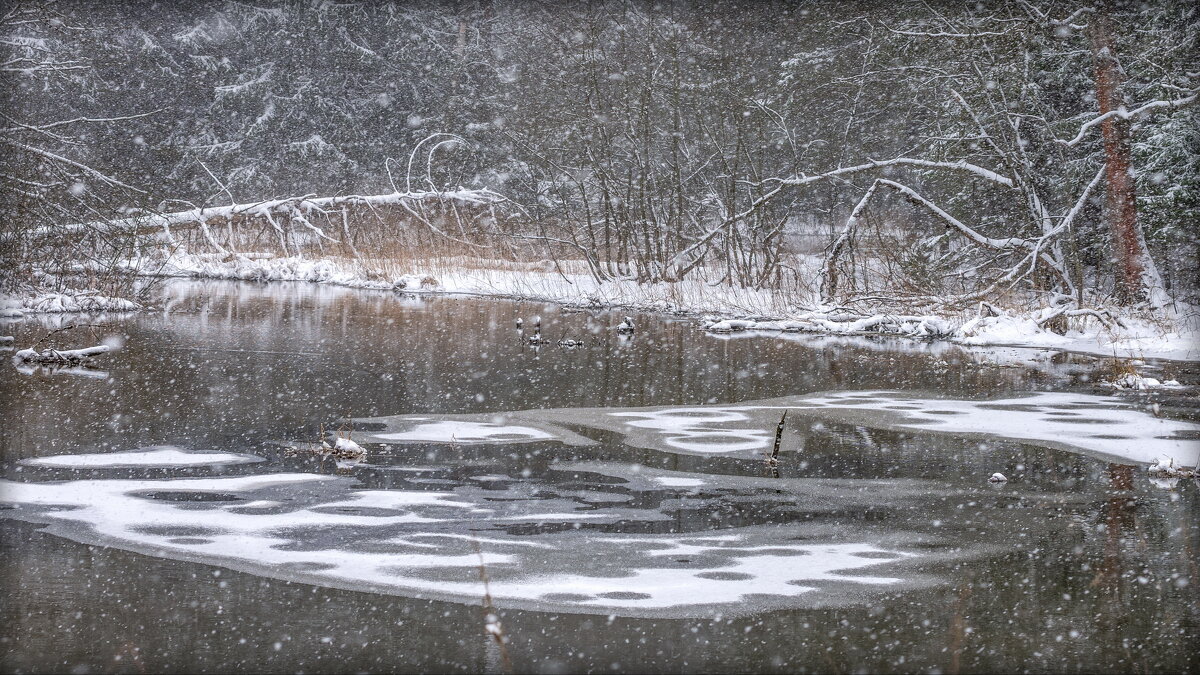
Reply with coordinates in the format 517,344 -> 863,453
7,251 -> 1197,362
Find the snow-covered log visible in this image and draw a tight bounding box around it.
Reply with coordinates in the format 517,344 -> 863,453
702,313 -> 954,338
13,344 -> 110,365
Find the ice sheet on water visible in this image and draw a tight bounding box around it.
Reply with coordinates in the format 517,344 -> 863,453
0,472 -> 921,617
21,446 -> 265,468
785,390 -> 1198,467
6,388 -> 1190,619
421,390 -> 1195,467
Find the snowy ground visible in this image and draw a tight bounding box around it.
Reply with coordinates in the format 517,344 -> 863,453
151,251 -> 1200,360
0,290 -> 140,317
7,250 -> 1197,361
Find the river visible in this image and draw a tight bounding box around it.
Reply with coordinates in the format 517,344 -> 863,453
2,279 -> 1197,672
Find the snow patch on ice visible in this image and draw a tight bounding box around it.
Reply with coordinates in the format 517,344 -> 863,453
20,446 -> 264,468
375,420 -> 553,444
784,391 -> 1199,468
654,476 -> 706,488
611,408 -> 771,454
497,540 -> 906,610
0,474 -> 916,616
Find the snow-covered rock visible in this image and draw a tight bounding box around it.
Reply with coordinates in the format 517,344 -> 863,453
329,436 -> 367,469
1147,457 -> 1194,478
704,318 -> 755,332
988,472 -> 1008,483
394,274 -> 439,291
1099,373 -> 1184,391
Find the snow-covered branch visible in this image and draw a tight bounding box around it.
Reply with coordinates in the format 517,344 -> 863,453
779,157 -> 1014,189
1058,94 -> 1197,147
670,155 -> 1014,278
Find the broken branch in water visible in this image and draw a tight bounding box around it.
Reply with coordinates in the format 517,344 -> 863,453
29,323 -> 108,351
13,323 -> 114,365
766,410 -> 788,469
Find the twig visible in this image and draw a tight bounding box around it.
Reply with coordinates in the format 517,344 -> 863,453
31,323 -> 106,350
765,410 -> 788,477
472,540 -> 513,674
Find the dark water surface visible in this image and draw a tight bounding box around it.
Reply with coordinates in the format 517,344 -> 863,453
1,280 -> 1197,673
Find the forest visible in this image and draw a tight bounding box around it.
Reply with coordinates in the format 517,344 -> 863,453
3,3 -> 1200,673
2,0 -> 1197,329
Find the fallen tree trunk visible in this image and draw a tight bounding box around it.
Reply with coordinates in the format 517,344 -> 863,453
24,188 -> 509,243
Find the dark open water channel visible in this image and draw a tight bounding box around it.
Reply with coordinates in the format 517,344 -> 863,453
1,280 -> 1197,673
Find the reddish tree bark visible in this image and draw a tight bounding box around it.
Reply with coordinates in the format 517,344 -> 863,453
1087,3 -> 1148,304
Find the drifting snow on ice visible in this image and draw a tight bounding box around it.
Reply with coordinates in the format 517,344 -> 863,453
653,476 -> 707,488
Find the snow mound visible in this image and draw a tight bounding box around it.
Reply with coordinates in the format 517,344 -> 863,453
393,274 -> 439,291
1099,373 -> 1183,391
3,292 -> 140,315
333,437 -> 365,454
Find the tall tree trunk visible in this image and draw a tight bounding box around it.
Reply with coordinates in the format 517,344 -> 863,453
1087,3 -> 1149,305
